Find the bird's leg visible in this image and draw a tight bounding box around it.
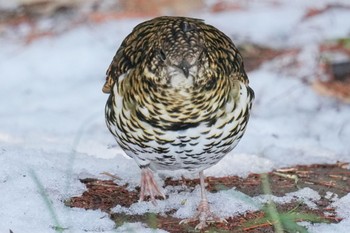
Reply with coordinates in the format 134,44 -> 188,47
180,171 -> 227,230
139,167 -> 166,205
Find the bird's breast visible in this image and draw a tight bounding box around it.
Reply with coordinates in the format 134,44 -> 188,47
167,66 -> 195,89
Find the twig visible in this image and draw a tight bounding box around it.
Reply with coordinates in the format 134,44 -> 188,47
243,221 -> 273,231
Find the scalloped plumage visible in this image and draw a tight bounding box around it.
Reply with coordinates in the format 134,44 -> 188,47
103,16 -> 254,229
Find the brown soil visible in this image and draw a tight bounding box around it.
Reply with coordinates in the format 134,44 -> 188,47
313,39 -> 350,103
238,44 -> 287,72
66,162 -> 349,232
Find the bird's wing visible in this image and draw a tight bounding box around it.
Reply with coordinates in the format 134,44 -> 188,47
102,38 -> 140,94
102,21 -> 155,94
102,17 -> 179,94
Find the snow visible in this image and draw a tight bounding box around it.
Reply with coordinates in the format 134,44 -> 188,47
1,0 -> 350,232
112,187 -> 322,221
255,187 -> 321,209
307,194 -> 350,233
113,186 -> 259,218
115,222 -> 168,233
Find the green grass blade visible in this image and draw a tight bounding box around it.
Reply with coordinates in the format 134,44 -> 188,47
29,169 -> 65,233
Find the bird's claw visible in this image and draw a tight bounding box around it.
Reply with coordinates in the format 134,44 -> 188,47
179,200 -> 227,230
139,168 -> 165,205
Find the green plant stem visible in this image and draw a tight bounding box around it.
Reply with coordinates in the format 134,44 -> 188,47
261,173 -> 284,233
30,169 -> 64,233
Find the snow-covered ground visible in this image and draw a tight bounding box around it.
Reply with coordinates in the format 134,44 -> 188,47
1,1 -> 350,232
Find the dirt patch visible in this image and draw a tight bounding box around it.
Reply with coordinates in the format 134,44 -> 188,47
65,178 -> 139,210
238,44 -> 288,72
313,38 -> 350,103
164,162 -> 350,198
109,201 -> 338,233
66,162 -> 349,232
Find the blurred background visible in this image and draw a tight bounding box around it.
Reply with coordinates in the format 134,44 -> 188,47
1,1 -> 350,232
1,0 -> 349,154
1,0 -> 349,93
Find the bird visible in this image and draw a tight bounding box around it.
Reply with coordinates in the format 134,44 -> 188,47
103,16 -> 254,229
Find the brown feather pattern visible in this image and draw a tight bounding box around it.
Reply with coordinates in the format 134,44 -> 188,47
104,16 -> 254,172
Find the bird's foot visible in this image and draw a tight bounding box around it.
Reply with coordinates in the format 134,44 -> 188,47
179,199 -> 227,230
139,167 -> 166,205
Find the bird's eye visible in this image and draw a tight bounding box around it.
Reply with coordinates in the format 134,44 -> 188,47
205,78 -> 217,90
159,50 -> 166,61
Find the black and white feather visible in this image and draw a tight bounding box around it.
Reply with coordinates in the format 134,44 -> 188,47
103,16 -> 254,229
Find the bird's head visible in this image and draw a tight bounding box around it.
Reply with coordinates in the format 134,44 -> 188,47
142,18 -> 208,90
146,48 -> 203,90
103,17 -> 245,95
